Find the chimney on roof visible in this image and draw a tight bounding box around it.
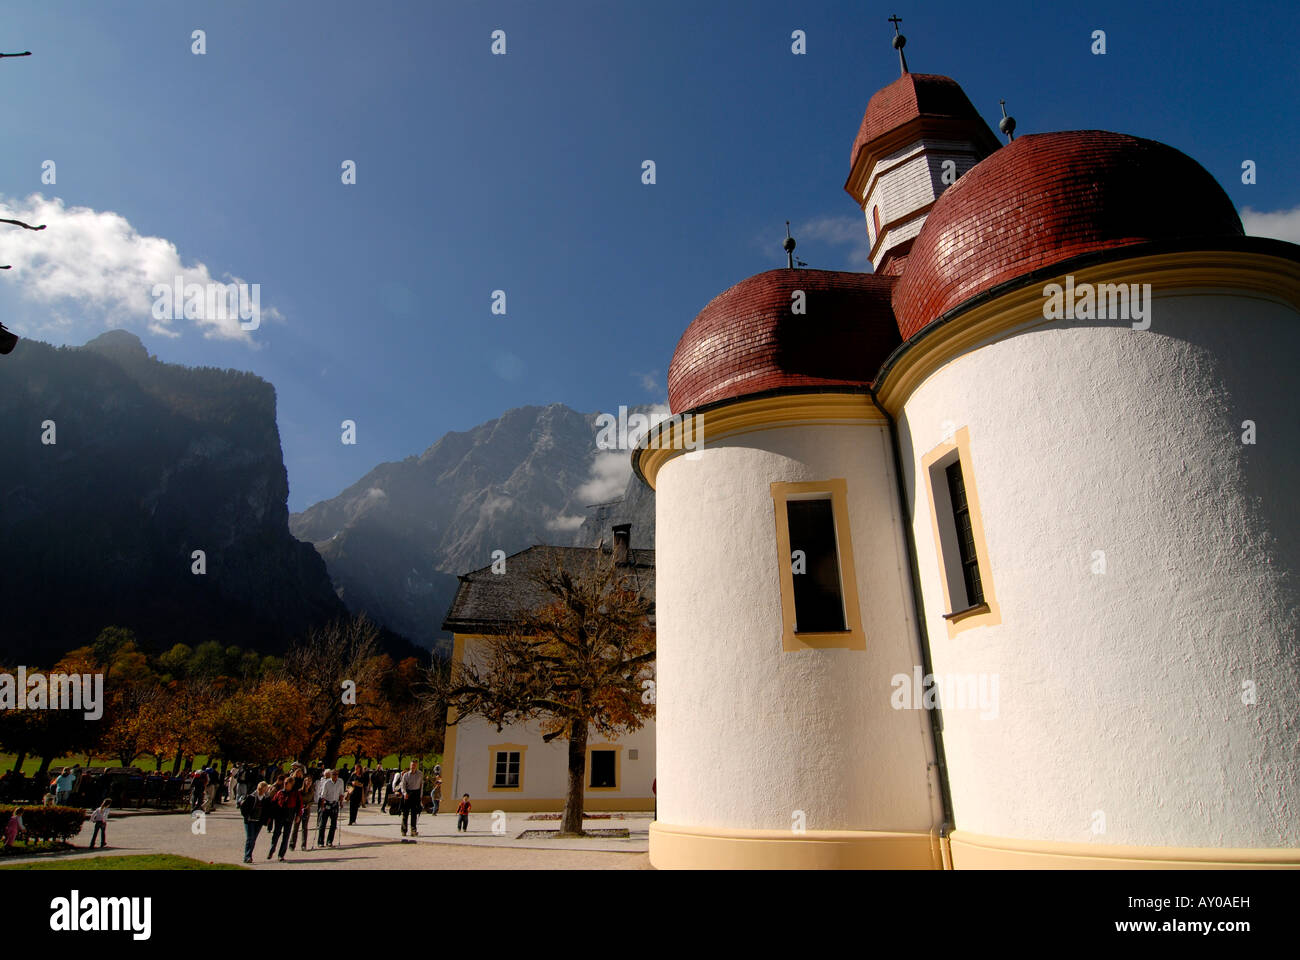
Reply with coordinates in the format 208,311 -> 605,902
612,523 -> 631,566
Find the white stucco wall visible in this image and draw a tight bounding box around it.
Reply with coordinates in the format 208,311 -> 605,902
450,713 -> 656,803
449,638 -> 656,806
653,420 -> 941,833
898,289 -> 1300,849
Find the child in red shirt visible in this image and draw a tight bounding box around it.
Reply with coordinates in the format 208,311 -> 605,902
456,794 -> 471,832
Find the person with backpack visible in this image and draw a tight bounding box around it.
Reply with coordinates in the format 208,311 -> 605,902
235,763 -> 254,803
239,782 -> 269,864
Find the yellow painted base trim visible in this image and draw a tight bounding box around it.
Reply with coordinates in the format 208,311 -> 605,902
649,822 -> 945,869
468,796 -> 655,813
949,830 -> 1300,869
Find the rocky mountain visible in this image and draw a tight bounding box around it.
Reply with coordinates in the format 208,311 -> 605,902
290,403 -> 657,658
0,331 -> 418,664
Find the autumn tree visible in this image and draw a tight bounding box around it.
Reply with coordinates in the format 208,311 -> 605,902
284,616 -> 385,768
149,676 -> 220,772
99,672 -> 163,768
83,631 -> 163,767
0,654 -> 101,780
205,677 -> 309,763
429,552 -> 655,836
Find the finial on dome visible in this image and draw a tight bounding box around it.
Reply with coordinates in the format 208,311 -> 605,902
999,99 -> 1016,143
888,15 -> 909,75
784,221 -> 796,268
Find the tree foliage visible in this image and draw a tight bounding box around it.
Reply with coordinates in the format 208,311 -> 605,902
428,552 -> 654,835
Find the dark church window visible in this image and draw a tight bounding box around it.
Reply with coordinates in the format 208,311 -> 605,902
787,498 -> 847,633
945,460 -> 985,607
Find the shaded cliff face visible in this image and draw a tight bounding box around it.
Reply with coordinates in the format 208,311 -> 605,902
291,403 -> 657,658
0,331 -> 372,663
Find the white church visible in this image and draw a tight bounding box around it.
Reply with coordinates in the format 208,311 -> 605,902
631,32 -> 1300,868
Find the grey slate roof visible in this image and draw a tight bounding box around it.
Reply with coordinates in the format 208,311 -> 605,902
441,544 -> 655,635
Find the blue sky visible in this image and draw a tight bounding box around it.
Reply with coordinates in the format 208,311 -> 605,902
1,0 -> 1296,511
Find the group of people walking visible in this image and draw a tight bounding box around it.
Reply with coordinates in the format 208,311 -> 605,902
3,757 -> 466,863
234,760 -> 447,863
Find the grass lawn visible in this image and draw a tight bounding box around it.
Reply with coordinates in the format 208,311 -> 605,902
0,854 -> 245,871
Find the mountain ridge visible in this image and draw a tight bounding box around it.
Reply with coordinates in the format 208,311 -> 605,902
0,331 -> 421,664
291,402 -> 657,657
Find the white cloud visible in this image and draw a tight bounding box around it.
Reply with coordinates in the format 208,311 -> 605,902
643,402 -> 671,429
546,514 -> 585,532
797,214 -> 865,247
577,451 -> 632,503
479,494 -> 514,518
0,193 -> 278,343
1241,205 -> 1300,245
790,215 -> 872,270
575,403 -> 671,504
633,369 -> 660,394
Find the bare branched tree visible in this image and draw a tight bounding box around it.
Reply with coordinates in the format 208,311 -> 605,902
284,615 -> 385,769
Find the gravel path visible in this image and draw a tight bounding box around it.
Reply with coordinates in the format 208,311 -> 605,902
2,806 -> 652,870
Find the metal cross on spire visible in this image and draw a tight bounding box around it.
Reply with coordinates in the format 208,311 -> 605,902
889,15 -> 909,75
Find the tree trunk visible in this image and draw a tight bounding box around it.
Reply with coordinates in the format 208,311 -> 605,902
171,749 -> 182,775
559,724 -> 588,836
11,751 -> 26,773
323,731 -> 342,770
36,754 -> 54,782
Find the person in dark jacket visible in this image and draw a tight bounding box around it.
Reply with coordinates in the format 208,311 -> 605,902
348,765 -> 366,824
268,780 -> 301,862
291,776 -> 315,851
239,782 -> 269,864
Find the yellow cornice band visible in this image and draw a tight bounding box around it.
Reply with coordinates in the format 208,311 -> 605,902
635,393 -> 886,490
874,250 -> 1300,416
